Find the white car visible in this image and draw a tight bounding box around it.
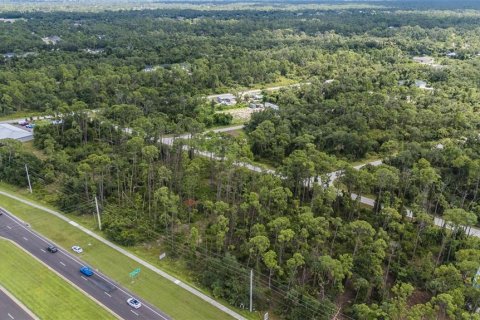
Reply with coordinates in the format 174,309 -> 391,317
127,297 -> 142,309
71,245 -> 83,254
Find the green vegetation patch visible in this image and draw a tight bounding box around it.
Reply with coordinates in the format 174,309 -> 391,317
0,239 -> 115,320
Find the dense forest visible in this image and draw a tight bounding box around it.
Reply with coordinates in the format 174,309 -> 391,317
2,2 -> 480,319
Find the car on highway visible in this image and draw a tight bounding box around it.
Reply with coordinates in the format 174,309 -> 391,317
47,245 -> 58,253
80,266 -> 94,277
72,245 -> 83,253
127,297 -> 142,309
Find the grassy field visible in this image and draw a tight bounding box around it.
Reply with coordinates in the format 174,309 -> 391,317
0,239 -> 115,320
0,184 -> 255,320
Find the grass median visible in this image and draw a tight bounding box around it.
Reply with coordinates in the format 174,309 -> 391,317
0,239 -> 115,320
0,184 -> 250,320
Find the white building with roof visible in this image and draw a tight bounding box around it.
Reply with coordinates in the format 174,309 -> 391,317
0,124 -> 33,142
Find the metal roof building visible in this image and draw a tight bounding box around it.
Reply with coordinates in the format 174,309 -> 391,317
0,124 -> 33,142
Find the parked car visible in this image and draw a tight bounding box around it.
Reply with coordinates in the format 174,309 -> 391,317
26,124 -> 35,129
80,266 -> 94,277
127,297 -> 142,309
47,245 -> 58,253
71,245 -> 83,253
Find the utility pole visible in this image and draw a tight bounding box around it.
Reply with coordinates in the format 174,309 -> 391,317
25,164 -> 32,194
94,196 -> 102,230
249,269 -> 253,312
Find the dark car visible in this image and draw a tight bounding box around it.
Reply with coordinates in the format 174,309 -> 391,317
47,245 -> 58,253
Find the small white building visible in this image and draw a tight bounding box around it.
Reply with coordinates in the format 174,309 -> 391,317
0,124 -> 33,142
414,80 -> 434,91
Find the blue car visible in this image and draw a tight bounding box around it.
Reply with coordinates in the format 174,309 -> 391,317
80,266 -> 94,277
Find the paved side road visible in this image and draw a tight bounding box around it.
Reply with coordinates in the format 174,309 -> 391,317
0,208 -> 170,320
0,287 -> 36,320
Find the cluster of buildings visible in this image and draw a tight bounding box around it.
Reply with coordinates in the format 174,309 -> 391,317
83,48 -> 104,55
214,92 -> 280,111
3,52 -> 37,59
0,18 -> 26,23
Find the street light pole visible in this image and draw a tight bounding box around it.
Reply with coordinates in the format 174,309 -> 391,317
25,164 -> 32,193
249,269 -> 253,312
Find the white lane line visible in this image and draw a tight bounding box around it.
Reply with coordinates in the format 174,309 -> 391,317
130,310 -> 139,316
104,292 -> 111,297
8,313 -> 14,319
59,261 -> 66,267
40,249 -> 46,253
22,237 -> 28,241
81,276 -> 88,281
6,226 -> 12,229
174,279 -> 181,284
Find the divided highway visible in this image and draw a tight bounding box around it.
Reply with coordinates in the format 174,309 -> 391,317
0,208 -> 170,320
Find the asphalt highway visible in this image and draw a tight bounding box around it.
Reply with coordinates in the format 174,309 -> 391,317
0,208 -> 170,320
0,289 -> 34,320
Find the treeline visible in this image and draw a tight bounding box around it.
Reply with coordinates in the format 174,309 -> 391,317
2,7 -> 480,119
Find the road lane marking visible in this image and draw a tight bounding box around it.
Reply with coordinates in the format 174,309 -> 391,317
22,237 -> 28,241
104,292 -> 111,297
59,261 -> 66,267
174,279 -> 181,284
81,276 -> 88,281
6,226 -> 11,229
8,313 -> 14,319
40,249 -> 46,253
130,310 -> 139,316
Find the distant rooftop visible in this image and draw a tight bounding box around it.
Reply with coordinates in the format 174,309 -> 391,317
0,124 -> 33,141
413,56 -> 435,64
42,36 -> 61,45
0,18 -> 26,23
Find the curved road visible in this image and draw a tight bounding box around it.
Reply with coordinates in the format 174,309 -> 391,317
0,209 -> 169,320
